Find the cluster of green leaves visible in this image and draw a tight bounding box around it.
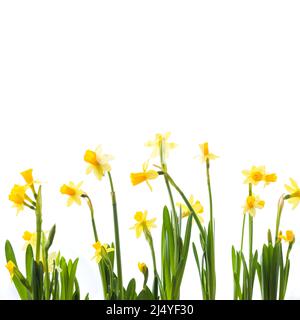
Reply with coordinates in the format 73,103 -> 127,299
193,220 -> 216,300
163,170 -> 216,300
161,206 -> 193,299
257,230 -> 294,300
123,279 -> 154,300
5,235 -> 82,300
98,243 -> 154,300
231,246 -> 258,300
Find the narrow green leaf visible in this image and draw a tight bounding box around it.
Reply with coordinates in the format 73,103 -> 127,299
5,240 -> 28,300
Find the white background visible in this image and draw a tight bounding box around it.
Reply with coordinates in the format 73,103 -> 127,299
0,1 -> 300,300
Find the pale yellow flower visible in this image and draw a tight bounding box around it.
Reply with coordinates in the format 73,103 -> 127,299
145,132 -> 177,159
60,181 -> 84,206
84,146 -> 113,180
242,166 -> 266,185
6,260 -> 16,279
285,178 -> 300,209
176,195 -> 204,223
130,211 -> 157,238
130,161 -> 159,191
199,142 -> 218,163
278,230 -> 295,243
92,241 -> 114,264
22,231 -> 36,250
243,194 -> 265,217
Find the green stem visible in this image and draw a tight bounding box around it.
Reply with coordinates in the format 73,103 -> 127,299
164,172 -> 206,239
248,183 -> 254,300
43,249 -> 50,300
160,142 -> 179,265
275,195 -> 285,243
206,159 -> 216,300
35,210 -> 42,262
146,230 -> 159,299
107,171 -> 123,299
83,194 -> 99,242
206,160 -> 213,223
248,184 -> 253,263
24,202 -> 35,210
82,194 -> 108,299
240,214 -> 246,252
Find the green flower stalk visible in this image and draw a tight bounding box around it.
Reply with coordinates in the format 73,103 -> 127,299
159,136 -> 179,267
189,142 -> 217,300
144,229 -> 159,299
204,157 -> 216,300
35,186 -> 42,262
81,193 -> 109,299
163,170 -> 214,299
141,133 -> 198,299
107,171 -> 124,299
83,146 -> 124,299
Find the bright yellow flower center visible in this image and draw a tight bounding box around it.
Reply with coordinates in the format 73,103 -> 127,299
21,169 -> 34,185
60,184 -> 76,196
22,231 -> 33,241
9,185 -> 26,204
84,150 -> 99,166
6,260 -> 15,277
93,241 -> 102,251
134,211 -> 144,222
251,171 -> 264,182
246,196 -> 256,209
203,142 -> 209,156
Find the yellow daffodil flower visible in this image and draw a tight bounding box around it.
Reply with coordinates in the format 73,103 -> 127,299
278,230 -> 295,243
145,132 -> 177,159
176,195 -> 204,223
6,260 -> 16,278
130,161 -> 159,191
60,181 -> 84,206
92,241 -> 114,263
199,142 -> 218,163
138,262 -> 147,273
242,166 -> 266,185
130,211 -> 157,238
84,146 -> 113,180
243,194 -> 265,217
22,231 -> 36,250
264,173 -> 277,186
285,178 -> 300,209
8,184 -> 28,213
20,169 -> 34,185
